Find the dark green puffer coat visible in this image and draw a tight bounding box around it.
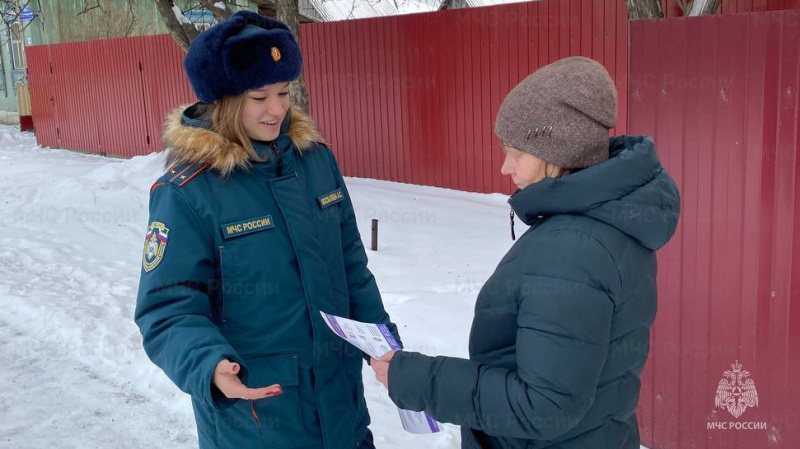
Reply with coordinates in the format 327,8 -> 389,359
388,136 -> 680,449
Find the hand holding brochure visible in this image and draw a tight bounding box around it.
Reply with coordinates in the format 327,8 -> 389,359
320,312 -> 441,434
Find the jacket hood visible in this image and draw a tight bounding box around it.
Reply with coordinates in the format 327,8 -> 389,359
163,102 -> 323,176
509,135 -> 680,250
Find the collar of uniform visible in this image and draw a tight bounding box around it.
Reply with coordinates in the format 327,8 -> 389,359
167,102 -> 319,178
252,136 -> 297,176
252,134 -> 293,158
180,104 -> 213,130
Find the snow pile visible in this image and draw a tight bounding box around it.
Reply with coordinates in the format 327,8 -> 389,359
172,5 -> 192,25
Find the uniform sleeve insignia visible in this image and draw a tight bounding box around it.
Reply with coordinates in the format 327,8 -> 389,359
142,221 -> 170,273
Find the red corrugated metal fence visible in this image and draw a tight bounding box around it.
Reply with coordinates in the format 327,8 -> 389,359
302,0 -> 628,194
27,0 -> 799,192
27,0 -> 628,194
28,34 -> 195,157
630,10 -> 800,449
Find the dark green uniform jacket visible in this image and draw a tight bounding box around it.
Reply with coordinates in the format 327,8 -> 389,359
388,136 -> 680,449
135,104 -> 401,449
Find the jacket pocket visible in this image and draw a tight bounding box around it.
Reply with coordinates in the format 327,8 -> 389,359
217,227 -> 303,330
246,353 -> 313,449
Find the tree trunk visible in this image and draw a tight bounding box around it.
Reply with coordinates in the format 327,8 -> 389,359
687,0 -> 723,16
198,0 -> 232,23
153,0 -> 198,52
625,0 -> 664,20
273,0 -> 309,112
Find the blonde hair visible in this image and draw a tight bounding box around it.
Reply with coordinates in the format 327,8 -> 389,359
199,94 -> 264,162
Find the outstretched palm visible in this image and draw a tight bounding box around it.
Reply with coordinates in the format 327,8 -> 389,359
213,359 -> 283,400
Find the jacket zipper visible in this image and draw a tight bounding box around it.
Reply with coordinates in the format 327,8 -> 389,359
270,141 -> 284,177
218,245 -> 227,323
510,208 -> 516,241
250,400 -> 261,434
510,212 -> 545,241
270,187 -> 329,447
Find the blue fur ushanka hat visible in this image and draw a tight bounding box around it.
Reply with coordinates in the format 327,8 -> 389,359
184,11 -> 303,103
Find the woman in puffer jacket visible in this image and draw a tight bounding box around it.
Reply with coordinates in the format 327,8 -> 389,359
135,11 -> 400,449
371,57 -> 680,449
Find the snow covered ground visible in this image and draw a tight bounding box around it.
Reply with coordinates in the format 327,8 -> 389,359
0,126 -> 647,449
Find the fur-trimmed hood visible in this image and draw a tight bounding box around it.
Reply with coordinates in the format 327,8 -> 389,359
163,104 -> 323,176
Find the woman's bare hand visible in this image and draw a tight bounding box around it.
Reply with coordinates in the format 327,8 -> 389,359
213,359 -> 283,400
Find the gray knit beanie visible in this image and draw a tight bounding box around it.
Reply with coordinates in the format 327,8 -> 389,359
494,56 -> 618,169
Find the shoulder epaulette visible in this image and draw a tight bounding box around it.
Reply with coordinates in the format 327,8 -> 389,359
150,163 -> 210,193
166,163 -> 210,187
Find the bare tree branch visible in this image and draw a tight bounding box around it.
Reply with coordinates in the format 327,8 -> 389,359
627,0 -> 720,18
77,0 -> 103,16
2,0 -> 33,27
124,0 -> 137,37
625,0 -> 664,19
153,0 -> 199,52
35,0 -> 45,30
198,0 -> 232,23
686,0 -> 722,16
247,0 -> 274,7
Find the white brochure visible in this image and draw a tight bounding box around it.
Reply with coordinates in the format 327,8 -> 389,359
320,311 -> 441,434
